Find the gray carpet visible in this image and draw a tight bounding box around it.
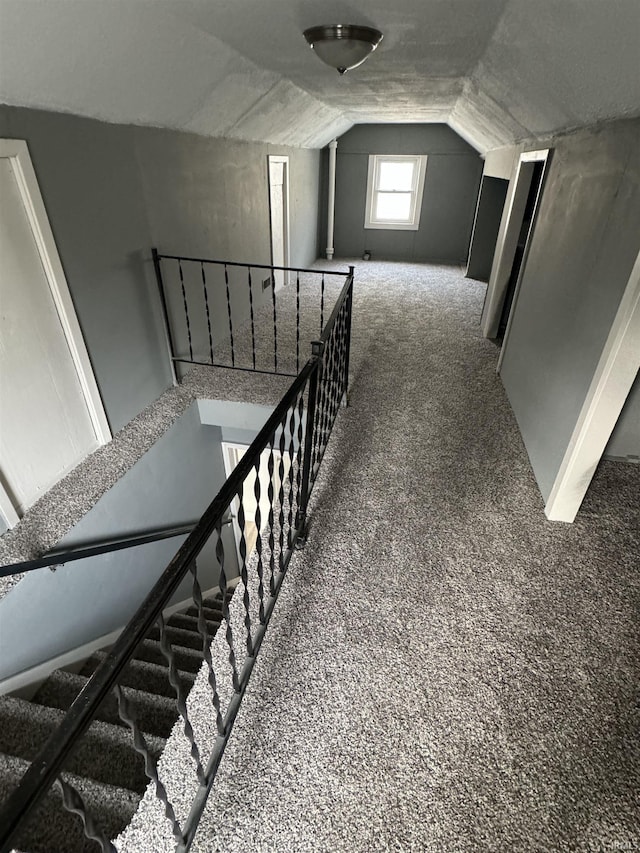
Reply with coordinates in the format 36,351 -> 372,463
115,261 -> 640,853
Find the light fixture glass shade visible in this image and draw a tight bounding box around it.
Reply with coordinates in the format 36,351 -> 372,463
303,25 -> 383,74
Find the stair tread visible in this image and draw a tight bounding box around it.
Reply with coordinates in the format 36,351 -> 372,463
185,602 -> 224,620
0,695 -> 164,793
33,669 -> 179,739
82,652 -> 197,698
167,611 -> 220,635
0,751 -> 139,853
148,621 -> 220,650
135,638 -> 204,673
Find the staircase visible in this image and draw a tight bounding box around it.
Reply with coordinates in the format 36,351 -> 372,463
0,593 -> 230,853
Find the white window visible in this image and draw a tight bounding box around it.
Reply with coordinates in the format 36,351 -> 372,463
364,154 -> 428,230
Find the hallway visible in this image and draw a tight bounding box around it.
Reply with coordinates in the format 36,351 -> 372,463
120,261 -> 640,852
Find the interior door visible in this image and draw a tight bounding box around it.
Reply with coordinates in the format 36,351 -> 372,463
0,146 -> 107,524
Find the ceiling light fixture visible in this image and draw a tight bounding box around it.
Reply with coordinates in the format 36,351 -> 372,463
303,24 -> 383,75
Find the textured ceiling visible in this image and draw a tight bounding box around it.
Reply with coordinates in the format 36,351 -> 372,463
0,0 -> 639,152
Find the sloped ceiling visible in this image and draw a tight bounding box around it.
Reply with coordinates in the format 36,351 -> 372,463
0,0 -> 638,152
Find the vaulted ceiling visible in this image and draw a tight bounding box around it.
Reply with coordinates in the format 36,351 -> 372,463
1,0 -> 638,153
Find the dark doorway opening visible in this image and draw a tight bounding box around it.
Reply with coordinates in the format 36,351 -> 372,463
497,160 -> 545,342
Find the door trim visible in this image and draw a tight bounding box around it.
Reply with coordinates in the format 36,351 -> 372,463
267,155 -> 290,289
545,249 -> 640,522
0,140 -> 111,446
481,148 -> 551,342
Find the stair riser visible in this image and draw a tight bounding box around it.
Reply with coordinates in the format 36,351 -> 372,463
0,698 -> 163,793
0,753 -> 138,853
134,639 -> 205,674
34,671 -> 179,739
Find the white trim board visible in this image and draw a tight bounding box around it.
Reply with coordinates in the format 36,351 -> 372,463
0,484 -> 20,530
268,155 -> 290,290
482,148 -> 551,341
545,249 -> 640,522
0,139 -> 111,445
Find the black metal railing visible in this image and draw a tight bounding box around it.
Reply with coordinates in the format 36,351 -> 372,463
0,522 -> 222,577
153,249 -> 351,380
0,269 -> 353,853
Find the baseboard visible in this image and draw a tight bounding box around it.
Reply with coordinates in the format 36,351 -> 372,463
602,453 -> 639,464
0,579 -> 239,699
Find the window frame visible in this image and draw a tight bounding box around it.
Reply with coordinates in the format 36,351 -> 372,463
364,154 -> 428,231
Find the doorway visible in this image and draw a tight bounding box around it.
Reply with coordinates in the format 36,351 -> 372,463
497,160 -> 545,341
480,149 -> 551,352
0,140 -> 110,529
267,156 -> 290,291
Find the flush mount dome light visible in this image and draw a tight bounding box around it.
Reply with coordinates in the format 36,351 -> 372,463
303,24 -> 383,75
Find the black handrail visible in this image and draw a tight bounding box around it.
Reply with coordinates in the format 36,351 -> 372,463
153,249 -> 351,379
156,253 -> 350,277
0,268 -> 355,853
0,522 -> 212,578
0,360 -> 316,853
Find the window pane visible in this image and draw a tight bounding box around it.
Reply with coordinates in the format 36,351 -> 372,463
375,192 -> 412,221
378,161 -> 415,192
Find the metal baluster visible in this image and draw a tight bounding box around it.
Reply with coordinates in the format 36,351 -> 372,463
236,482 -> 254,658
178,259 -> 194,362
253,458 -> 265,625
248,266 -> 256,370
224,263 -> 235,367
332,318 -> 343,420
188,563 -> 225,736
311,344 -> 326,472
55,778 -> 116,853
295,392 -> 305,520
271,266 -> 278,373
113,685 -> 183,841
328,322 -> 341,425
216,526 -> 241,693
266,441 -> 276,600
320,272 -> 325,334
342,274 -> 354,406
318,340 -> 333,459
286,404 -> 297,547
296,359 -> 320,540
201,262 -> 214,364
156,612 -> 206,784
340,296 -> 350,402
296,271 -> 300,373
322,338 -> 336,454
277,423 -> 287,572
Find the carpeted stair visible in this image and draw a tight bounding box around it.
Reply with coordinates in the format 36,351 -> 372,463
0,593 -> 228,853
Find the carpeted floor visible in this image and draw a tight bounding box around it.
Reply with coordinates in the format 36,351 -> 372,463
116,261 -> 640,853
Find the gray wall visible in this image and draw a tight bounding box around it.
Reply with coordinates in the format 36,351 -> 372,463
0,106 -> 169,433
136,129 -> 321,361
605,371 -> 640,460
134,129 -> 320,269
0,403 -> 236,680
331,124 -> 482,263
499,119 -> 640,500
0,106 -> 321,432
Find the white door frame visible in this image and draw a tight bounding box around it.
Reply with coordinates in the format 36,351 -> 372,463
0,139 -> 111,528
267,155 -> 290,290
482,149 -> 551,345
545,249 -> 640,522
